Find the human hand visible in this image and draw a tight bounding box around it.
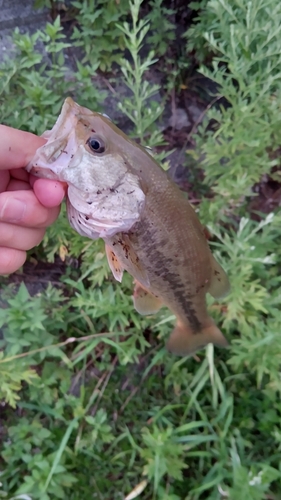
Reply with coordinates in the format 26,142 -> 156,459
0,125 -> 66,275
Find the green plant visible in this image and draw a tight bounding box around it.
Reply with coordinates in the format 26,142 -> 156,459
117,0 -> 165,150
71,0 -> 131,72
147,0 -> 176,57
186,0 -> 281,204
0,16 -> 105,134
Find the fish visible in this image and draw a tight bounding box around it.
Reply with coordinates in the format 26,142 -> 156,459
26,97 -> 230,356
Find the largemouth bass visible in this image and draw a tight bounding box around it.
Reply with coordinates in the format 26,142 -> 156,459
26,97 -> 230,356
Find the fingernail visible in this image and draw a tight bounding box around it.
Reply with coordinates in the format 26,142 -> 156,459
0,198 -> 27,223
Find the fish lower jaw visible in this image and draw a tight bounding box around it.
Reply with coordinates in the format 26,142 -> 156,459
27,165 -> 60,181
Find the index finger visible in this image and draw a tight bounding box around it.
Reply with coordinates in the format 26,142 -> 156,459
0,125 -> 46,170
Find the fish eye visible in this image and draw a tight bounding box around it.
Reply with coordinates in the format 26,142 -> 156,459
87,136 -> 105,154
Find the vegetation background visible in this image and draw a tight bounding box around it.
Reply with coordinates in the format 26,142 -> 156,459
1,0 -> 281,498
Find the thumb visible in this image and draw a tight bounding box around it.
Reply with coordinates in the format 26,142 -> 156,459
0,125 -> 46,170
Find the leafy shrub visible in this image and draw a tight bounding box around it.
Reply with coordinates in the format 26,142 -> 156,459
187,0 -> 281,203
71,0 -> 131,72
0,16 -> 105,133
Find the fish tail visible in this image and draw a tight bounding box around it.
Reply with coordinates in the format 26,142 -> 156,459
166,320 -> 228,356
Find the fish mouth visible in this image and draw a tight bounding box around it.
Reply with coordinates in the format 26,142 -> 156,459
28,165 -> 61,180
26,97 -> 82,179
26,129 -> 80,178
26,97 -> 110,181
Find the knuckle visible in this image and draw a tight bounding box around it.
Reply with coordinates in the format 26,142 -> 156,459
0,222 -> 15,246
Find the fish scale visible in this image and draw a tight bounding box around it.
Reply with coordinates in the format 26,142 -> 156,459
26,97 -> 231,356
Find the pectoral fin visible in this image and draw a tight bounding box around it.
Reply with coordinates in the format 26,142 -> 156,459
167,320 -> 228,356
110,235 -> 150,289
208,253 -> 230,299
105,244 -> 124,282
133,281 -> 163,315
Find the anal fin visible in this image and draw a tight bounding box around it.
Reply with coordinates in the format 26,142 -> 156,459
208,253 -> 230,299
133,280 -> 163,315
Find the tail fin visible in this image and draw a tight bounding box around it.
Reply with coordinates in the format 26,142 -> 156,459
166,320 -> 228,356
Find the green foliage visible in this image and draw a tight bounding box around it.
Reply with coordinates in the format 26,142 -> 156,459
147,0 -> 176,57
71,0 -> 131,72
2,418 -> 77,500
0,355 -> 38,408
117,0 -> 165,149
0,16 -> 105,133
34,0 -> 61,8
186,0 -> 281,202
141,426 -> 187,488
1,0 -> 281,499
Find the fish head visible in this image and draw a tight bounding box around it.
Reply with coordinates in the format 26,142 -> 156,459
26,97 -> 146,239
